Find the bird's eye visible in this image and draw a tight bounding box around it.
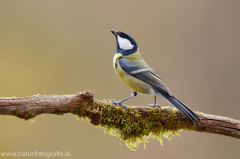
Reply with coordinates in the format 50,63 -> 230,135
120,34 -> 125,38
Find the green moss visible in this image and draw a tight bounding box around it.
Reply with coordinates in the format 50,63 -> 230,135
72,101 -> 198,151
51,113 -> 64,117
73,105 -> 88,119
22,109 -> 36,121
85,90 -> 92,96
13,107 -> 19,116
51,109 -> 64,117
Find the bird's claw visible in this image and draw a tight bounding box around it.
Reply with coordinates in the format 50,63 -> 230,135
147,104 -> 161,108
110,99 -> 118,104
110,99 -> 128,110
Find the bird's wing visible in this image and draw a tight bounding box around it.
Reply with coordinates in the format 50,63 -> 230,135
119,58 -> 174,96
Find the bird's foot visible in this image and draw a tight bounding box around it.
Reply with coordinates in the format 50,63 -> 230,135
147,104 -> 161,108
110,99 -> 128,110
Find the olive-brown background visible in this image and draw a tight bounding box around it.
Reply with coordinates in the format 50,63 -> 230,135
0,0 -> 240,158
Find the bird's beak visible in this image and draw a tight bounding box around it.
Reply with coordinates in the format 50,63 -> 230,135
110,29 -> 117,36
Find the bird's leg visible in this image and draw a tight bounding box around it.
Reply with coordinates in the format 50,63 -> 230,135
147,95 -> 161,108
111,92 -> 137,110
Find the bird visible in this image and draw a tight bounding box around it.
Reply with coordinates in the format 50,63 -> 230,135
110,29 -> 200,123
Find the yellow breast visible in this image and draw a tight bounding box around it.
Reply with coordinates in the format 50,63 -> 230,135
113,52 -> 155,95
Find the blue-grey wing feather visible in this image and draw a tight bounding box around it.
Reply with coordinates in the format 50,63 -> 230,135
119,58 -> 174,96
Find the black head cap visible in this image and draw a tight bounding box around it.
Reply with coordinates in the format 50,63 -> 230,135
110,29 -> 138,56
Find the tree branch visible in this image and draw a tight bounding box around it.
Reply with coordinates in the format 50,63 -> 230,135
0,91 -> 239,149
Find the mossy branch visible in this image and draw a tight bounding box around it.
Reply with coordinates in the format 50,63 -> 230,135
0,91 -> 239,150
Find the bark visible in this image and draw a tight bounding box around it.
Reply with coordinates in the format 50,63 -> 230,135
0,91 -> 239,139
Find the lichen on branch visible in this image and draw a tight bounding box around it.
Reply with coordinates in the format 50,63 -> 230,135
73,98 -> 197,150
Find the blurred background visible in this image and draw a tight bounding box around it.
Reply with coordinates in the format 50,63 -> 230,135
0,0 -> 240,158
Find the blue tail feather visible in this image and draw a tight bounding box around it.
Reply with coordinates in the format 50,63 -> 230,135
158,91 -> 200,123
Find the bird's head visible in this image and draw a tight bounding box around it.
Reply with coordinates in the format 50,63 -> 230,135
110,29 -> 138,56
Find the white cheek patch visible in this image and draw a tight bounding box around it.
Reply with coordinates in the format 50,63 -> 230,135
117,35 -> 134,50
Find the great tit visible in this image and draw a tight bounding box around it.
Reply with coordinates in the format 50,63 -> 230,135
110,29 -> 200,123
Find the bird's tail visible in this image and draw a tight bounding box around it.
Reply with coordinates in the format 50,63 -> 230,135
160,92 -> 200,123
